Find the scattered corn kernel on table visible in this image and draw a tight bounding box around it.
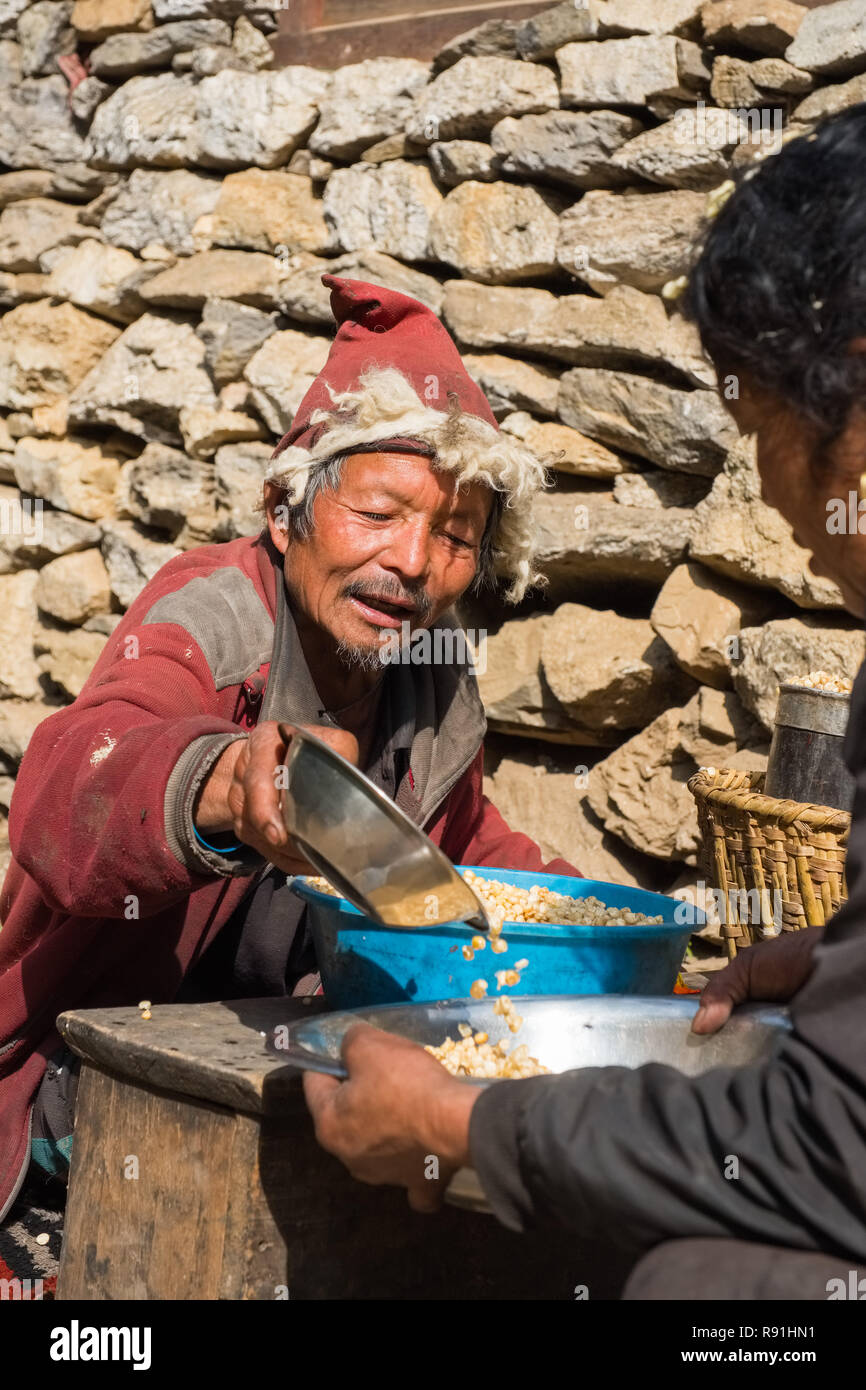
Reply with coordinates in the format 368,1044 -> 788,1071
54,998 -> 592,1301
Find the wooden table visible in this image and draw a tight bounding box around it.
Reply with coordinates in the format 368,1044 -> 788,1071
56,998 -> 585,1300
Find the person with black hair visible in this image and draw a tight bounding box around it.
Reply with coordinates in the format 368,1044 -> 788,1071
301,106 -> 866,1299
683,103 -> 866,619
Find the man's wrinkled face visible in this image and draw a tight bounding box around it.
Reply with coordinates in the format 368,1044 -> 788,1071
266,451 -> 492,664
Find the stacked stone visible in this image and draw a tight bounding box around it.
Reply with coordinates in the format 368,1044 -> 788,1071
1,0 -> 865,890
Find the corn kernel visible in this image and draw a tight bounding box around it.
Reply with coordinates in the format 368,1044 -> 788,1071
459,872 -> 662,928
793,669 -> 852,694
424,1026 -> 548,1078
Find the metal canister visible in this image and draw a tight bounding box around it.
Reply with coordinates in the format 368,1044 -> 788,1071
764,682 -> 855,811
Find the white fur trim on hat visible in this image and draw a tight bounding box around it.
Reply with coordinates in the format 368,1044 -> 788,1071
263,365 -> 552,603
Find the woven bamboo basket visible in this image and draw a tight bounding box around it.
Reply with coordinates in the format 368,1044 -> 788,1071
687,768 -> 851,960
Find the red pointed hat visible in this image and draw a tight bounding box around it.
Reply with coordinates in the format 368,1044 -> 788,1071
269,274 -> 499,462
263,273 -> 548,603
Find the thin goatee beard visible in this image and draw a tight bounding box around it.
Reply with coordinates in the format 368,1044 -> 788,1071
334,636 -> 389,673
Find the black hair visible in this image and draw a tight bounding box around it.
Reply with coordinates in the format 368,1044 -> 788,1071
683,104 -> 866,443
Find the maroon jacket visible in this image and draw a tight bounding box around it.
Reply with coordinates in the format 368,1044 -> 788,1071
0,529 -> 579,1217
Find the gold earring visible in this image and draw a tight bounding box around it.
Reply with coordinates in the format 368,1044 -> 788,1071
860,472 -> 866,502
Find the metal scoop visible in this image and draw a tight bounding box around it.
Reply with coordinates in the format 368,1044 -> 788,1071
278,726 -> 492,932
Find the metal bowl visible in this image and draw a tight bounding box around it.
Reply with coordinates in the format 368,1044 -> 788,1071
279,726 -> 490,931
277,994 -> 790,1212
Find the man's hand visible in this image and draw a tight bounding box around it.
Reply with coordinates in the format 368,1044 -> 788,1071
195,720 -> 358,875
691,924 -> 823,1035
303,1024 -> 480,1213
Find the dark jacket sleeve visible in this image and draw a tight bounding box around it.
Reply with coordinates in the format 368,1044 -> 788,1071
469,657 -> 866,1266
470,1025 -> 866,1264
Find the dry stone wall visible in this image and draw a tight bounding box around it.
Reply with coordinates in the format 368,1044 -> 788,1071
1,0 -> 865,890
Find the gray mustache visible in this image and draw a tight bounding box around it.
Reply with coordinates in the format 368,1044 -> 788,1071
345,579 -> 433,621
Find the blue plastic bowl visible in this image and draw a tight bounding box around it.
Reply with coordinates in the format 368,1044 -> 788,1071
291,866 -> 699,1009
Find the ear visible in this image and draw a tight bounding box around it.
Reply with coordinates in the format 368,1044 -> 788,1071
264,480 -> 290,556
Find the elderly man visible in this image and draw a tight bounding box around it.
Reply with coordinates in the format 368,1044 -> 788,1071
0,274 -> 581,1219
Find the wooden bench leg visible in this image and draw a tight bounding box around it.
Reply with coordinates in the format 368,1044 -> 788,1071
58,1061 -> 621,1300
57,1063 -> 276,1301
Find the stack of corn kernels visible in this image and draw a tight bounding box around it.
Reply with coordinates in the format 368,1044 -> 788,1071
306,875 -> 339,895
425,1022 -> 549,1079
461,869 -> 663,928
792,670 -> 853,694
305,871 -> 660,929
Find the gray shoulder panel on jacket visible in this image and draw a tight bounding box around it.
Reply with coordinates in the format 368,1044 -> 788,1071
141,567 -> 274,690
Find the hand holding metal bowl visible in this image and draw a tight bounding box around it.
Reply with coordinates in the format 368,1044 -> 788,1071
278,725 -> 492,932
285,997 -> 791,1212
